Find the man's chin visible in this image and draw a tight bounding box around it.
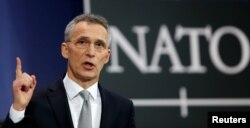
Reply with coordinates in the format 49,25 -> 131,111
79,74 -> 97,81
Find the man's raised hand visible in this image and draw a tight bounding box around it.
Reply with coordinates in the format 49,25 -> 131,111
12,57 -> 37,111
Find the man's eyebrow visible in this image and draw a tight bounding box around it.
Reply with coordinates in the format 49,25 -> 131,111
97,39 -> 108,46
75,36 -> 107,45
76,36 -> 89,41
96,39 -> 105,43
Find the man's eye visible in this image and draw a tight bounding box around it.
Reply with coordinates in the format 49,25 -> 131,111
77,40 -> 85,44
97,43 -> 102,46
96,41 -> 105,47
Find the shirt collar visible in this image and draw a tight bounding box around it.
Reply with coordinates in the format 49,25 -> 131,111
63,74 -> 99,101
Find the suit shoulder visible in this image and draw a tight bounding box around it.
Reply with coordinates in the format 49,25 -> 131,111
30,78 -> 64,102
100,86 -> 133,106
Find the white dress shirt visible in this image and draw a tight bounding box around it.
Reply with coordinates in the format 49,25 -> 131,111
9,74 -> 102,128
63,74 -> 102,128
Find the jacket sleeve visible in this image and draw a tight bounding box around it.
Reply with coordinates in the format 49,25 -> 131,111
1,114 -> 33,128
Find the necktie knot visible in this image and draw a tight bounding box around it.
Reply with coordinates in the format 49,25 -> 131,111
79,90 -> 90,101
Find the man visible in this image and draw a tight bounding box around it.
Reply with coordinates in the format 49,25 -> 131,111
2,13 -> 135,128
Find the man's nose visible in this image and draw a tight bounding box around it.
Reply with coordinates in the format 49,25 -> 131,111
85,44 -> 95,58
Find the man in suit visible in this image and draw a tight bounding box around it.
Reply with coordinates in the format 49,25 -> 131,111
2,13 -> 135,128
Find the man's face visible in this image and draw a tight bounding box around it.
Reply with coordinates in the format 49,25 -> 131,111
61,21 -> 110,84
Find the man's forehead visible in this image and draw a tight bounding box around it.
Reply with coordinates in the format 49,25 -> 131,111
71,21 -> 109,43
72,30 -> 108,44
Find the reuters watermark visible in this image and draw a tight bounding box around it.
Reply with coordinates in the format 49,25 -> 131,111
208,112 -> 250,128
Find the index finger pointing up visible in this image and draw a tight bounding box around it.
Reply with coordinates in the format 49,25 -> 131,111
16,57 -> 23,79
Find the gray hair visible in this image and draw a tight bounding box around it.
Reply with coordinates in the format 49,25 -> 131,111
64,13 -> 110,43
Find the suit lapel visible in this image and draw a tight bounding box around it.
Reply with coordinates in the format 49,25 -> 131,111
99,85 -> 118,128
47,79 -> 74,128
45,80 -> 118,128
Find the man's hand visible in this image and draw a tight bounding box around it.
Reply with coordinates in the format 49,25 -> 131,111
12,57 -> 37,111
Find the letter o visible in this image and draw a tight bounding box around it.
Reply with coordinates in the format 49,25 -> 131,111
210,26 -> 250,74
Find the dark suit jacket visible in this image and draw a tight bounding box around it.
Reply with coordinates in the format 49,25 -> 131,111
2,78 -> 135,128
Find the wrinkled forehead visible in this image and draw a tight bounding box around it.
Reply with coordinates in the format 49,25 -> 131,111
72,21 -> 110,44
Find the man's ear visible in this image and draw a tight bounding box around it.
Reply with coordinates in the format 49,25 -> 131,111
61,42 -> 69,59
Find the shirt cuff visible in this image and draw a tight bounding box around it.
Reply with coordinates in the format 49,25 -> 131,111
9,104 -> 25,123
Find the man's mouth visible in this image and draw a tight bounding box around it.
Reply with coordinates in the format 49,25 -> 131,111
83,61 -> 95,70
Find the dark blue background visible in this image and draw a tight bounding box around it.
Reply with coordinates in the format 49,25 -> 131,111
0,0 -> 82,121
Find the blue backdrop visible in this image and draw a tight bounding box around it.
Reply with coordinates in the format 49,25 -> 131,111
0,0 -> 82,121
